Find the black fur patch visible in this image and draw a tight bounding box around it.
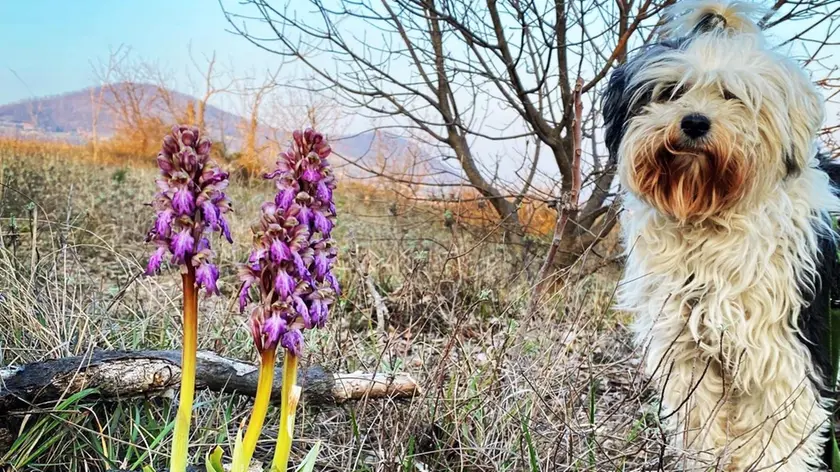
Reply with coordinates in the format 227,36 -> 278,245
784,152 -> 800,177
692,13 -> 727,35
800,154 -> 840,388
602,64 -> 631,159
804,155 -> 840,464
818,152 -> 840,185
799,220 -> 835,389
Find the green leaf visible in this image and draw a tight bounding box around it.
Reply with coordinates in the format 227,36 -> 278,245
295,441 -> 322,472
206,446 -> 225,472
142,466 -> 155,472
129,418 -> 175,470
521,409 -> 539,472
230,425 -> 246,472
831,430 -> 840,472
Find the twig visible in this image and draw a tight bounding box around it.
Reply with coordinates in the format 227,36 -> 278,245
531,77 -> 585,306
364,272 -> 389,335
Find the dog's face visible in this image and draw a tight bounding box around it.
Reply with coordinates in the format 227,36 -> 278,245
604,32 -> 824,222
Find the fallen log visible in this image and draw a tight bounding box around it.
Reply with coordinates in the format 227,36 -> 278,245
0,349 -> 421,454
0,349 -> 420,409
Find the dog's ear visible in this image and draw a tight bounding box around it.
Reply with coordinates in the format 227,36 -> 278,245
603,64 -> 629,160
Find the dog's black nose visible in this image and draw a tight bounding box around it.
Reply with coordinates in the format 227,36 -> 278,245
680,113 -> 711,139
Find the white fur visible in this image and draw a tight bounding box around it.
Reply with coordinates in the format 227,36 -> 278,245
660,0 -> 765,39
615,1 -> 838,470
620,166 -> 837,470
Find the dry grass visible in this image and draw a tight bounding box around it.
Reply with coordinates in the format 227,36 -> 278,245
0,144 -> 672,472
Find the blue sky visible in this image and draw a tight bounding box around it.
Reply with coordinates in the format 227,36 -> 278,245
1,0 -> 836,189
0,0 -> 280,105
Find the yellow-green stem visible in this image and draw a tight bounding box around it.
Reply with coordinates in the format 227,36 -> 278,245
170,267 -> 197,472
232,349 -> 277,472
271,353 -> 299,472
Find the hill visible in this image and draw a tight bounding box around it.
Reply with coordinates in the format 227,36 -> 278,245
0,83 -> 462,186
0,83 -> 239,141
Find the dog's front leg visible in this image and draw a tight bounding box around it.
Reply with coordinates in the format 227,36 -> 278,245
724,374 -> 829,472
649,331 -> 734,470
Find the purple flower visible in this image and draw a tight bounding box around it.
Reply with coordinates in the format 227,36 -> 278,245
147,246 -> 166,275
301,167 -> 321,182
196,262 -> 220,296
239,279 -> 253,312
274,270 -> 295,298
315,181 -> 332,203
220,217 -> 232,243
313,252 -> 329,279
179,148 -> 198,171
263,315 -> 287,350
297,206 -> 313,227
172,229 -> 195,264
281,330 -> 304,356
154,210 -> 173,236
157,153 -> 175,174
326,272 -> 341,296
292,296 -> 311,327
292,252 -> 310,280
145,125 -> 232,295
308,292 -> 331,328
201,167 -> 228,186
270,239 -> 292,263
276,186 -> 296,210
239,128 -> 340,355
196,138 -> 212,156
172,187 -> 195,216
314,211 -> 332,236
163,134 -> 179,155
201,200 -> 219,228
196,237 -> 210,253
181,128 -> 197,147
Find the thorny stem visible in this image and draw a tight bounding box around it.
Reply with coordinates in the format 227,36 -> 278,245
271,353 -> 299,472
232,348 -> 277,472
170,266 -> 197,472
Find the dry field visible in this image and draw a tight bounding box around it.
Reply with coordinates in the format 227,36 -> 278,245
0,145 -> 673,472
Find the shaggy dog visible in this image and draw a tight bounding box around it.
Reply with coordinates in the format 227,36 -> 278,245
603,1 -> 839,470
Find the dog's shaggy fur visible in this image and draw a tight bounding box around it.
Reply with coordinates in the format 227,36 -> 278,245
604,1 -> 839,470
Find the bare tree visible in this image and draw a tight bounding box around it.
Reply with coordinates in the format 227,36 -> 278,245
188,46 -> 237,132
151,62 -> 201,128
94,48 -> 164,154
237,66 -> 283,172
220,0 -> 669,265
270,86 -> 342,134
223,0 -> 837,270
89,46 -> 125,161
8,69 -> 42,131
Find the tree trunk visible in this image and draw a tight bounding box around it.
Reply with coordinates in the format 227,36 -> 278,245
197,100 -> 207,132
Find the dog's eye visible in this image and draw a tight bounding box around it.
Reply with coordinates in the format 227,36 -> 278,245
656,84 -> 685,102
722,90 -> 739,101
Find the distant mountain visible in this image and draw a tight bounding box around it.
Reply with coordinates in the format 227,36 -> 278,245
0,83 -> 462,186
0,83 -> 241,143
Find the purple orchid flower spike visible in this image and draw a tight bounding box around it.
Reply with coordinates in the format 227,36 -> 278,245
145,125 -> 232,294
239,128 -> 339,356
235,129 -> 339,472
144,125 -> 233,472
